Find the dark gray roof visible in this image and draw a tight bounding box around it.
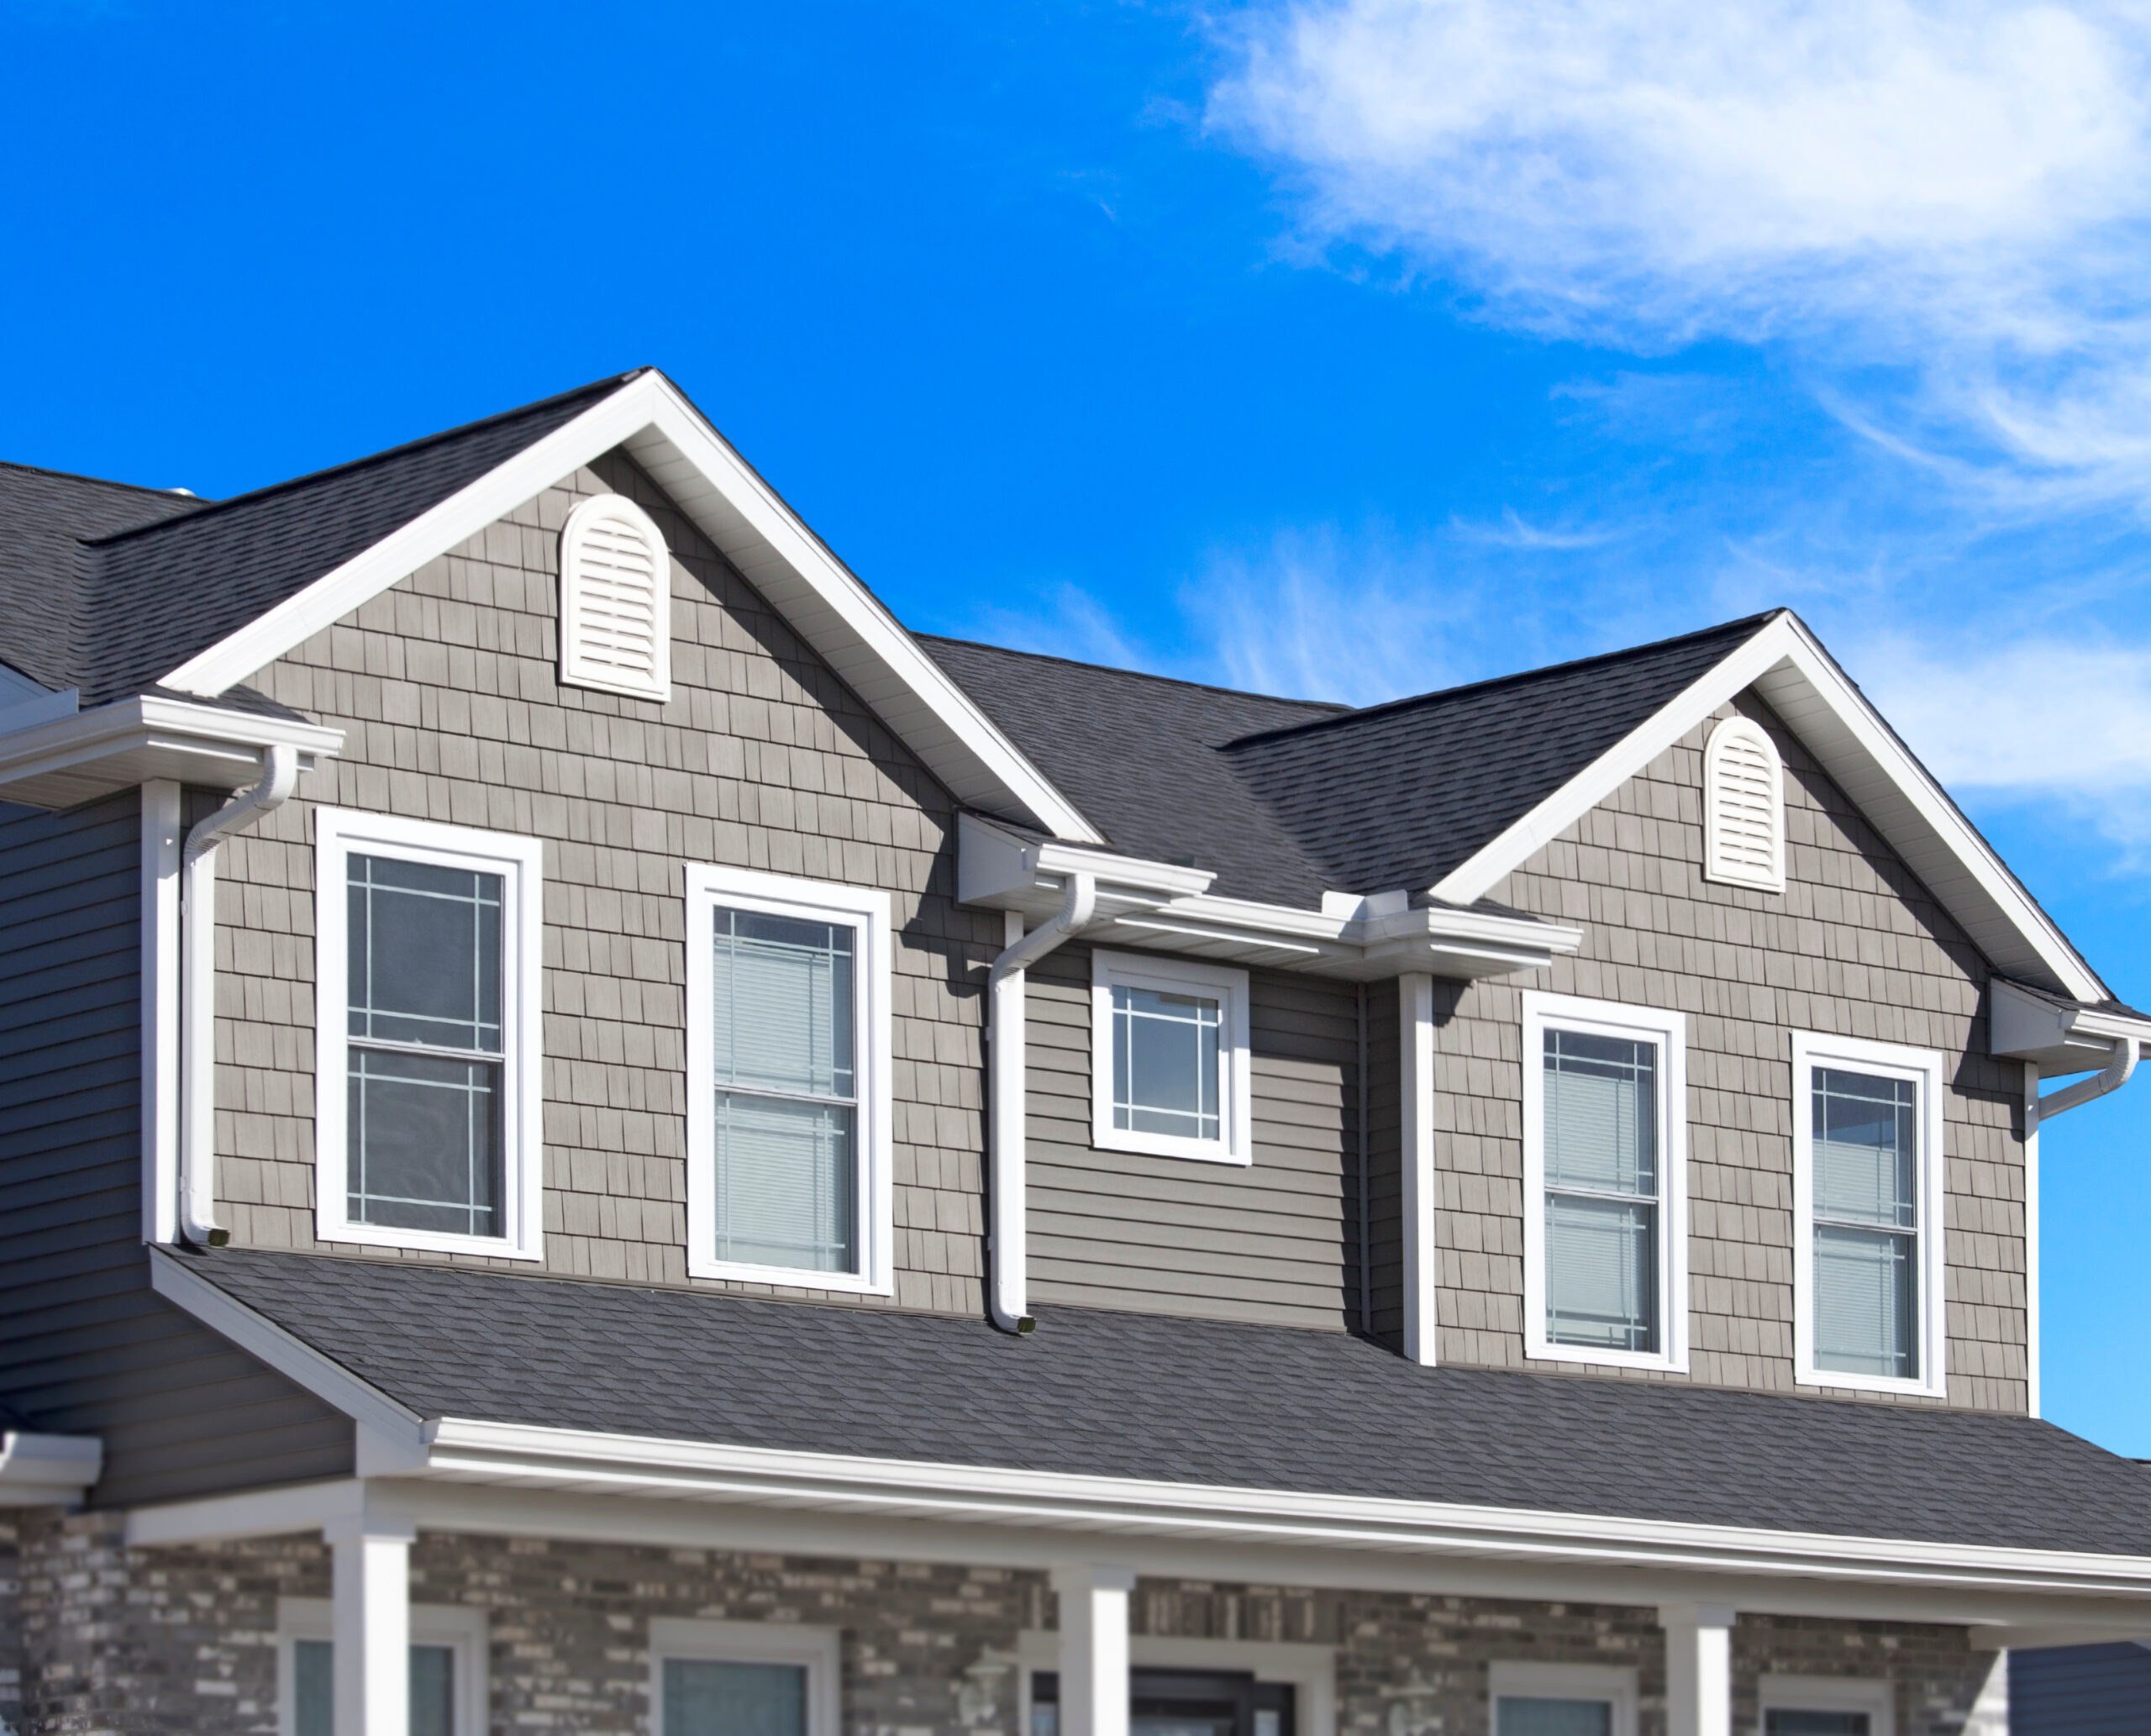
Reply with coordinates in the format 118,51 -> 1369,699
0,374 -> 633,707
923,617 -> 1777,907
183,1247 -> 2151,1557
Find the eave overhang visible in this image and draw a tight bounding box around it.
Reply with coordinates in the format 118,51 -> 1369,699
0,694 -> 344,810
958,814 -> 1583,981
1991,977 -> 2151,1077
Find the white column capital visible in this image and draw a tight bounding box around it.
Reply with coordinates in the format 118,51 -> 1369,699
1658,1602 -> 1737,1631
1050,1564 -> 1138,1595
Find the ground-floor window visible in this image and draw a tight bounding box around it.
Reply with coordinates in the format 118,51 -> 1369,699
1758,1676 -> 1894,1736
1487,1662 -> 1638,1736
649,1618 -> 841,1736
276,1600 -> 487,1736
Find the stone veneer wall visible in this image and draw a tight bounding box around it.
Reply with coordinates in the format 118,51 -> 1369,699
207,449 -> 1002,1314
11,1515 -> 1996,1736
1425,695 -> 2028,1410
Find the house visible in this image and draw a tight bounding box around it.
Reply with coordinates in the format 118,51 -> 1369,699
2,366 -> 2148,1736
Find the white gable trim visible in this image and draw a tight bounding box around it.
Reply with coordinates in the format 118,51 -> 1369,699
1428,613 -> 2105,1002
157,371 -> 1102,843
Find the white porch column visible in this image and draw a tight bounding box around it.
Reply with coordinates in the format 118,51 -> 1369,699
328,1517 -> 413,1736
1659,1602 -> 1733,1736
1052,1564 -> 1135,1736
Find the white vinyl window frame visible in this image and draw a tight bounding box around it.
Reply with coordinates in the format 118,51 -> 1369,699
1702,713 -> 1787,893
1791,1030 -> 1949,1398
277,1597 -> 489,1736
1522,990 -> 1690,1372
1488,1661 -> 1638,1736
313,808 -> 545,1261
1089,948 -> 1253,1165
558,491 -> 673,702
1757,1675 -> 1895,1736
649,1617 -> 841,1736
683,863 -> 894,1294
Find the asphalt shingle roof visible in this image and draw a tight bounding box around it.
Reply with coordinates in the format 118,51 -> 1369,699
184,1247 -> 2151,1558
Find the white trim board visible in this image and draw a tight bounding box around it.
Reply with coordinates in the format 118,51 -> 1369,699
1489,1661 -> 1638,1736
650,1618 -> 841,1736
1757,1674 -> 1895,1736
1426,613 -> 2106,1002
157,370 -> 1100,844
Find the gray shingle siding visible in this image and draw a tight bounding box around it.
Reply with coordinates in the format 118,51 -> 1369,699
1413,696 -> 2027,1408
210,450 -> 1004,1313
1022,944 -> 1362,1331
0,791 -> 350,1508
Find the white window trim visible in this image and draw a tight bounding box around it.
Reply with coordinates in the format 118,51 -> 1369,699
1522,990 -> 1690,1372
1016,1630 -> 1336,1736
1757,1674 -> 1895,1736
1089,948 -> 1253,1165
277,1597 -> 489,1736
559,491 -> 673,702
313,808 -> 545,1261
1488,1661 -> 1638,1736
1791,1029 -> 1949,1398
650,1617 -> 841,1736
683,863 -> 894,1295
1702,713 -> 1786,893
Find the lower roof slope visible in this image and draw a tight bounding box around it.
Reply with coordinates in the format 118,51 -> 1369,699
183,1248 -> 2151,1558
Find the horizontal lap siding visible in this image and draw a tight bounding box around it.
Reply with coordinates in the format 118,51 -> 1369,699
1024,944 -> 1359,1330
0,794 -> 351,1508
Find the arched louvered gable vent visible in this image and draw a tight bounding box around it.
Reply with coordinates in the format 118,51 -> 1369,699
559,493 -> 672,702
1703,714 -> 1785,892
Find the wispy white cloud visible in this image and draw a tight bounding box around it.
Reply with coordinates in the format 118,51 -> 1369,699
1205,0 -> 2151,502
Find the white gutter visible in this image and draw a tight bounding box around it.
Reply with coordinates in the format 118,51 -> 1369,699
178,744 -> 299,1246
987,872 -> 1097,1333
0,1428 -> 103,1507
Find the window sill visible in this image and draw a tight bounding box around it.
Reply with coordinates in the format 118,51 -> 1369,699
1524,1337 -> 1690,1375
1794,1364 -> 1947,1400
686,1255 -> 893,1296
1092,1128 -> 1251,1167
316,1219 -> 544,1262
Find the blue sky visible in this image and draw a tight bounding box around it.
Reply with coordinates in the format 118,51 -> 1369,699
8,0 -> 2151,1447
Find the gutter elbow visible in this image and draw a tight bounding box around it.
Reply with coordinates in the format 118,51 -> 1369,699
2037,1035 -> 2139,1121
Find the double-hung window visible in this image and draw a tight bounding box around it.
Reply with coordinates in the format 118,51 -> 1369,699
685,865 -> 892,1292
650,1618 -> 839,1736
1488,1664 -> 1638,1736
1792,1033 -> 1947,1396
1522,992 -> 1688,1370
278,1600 -> 488,1736
314,811 -> 544,1260
1090,950 -> 1252,1165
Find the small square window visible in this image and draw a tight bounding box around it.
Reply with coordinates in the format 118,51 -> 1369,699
1523,992 -> 1688,1372
1090,950 -> 1251,1165
650,1618 -> 839,1736
1758,1676 -> 1893,1736
314,810 -> 544,1260
1489,1664 -> 1636,1736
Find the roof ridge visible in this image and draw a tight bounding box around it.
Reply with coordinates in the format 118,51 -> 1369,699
0,458 -> 215,505
916,632 -> 1353,714
1220,609 -> 1789,751
82,369 -> 646,548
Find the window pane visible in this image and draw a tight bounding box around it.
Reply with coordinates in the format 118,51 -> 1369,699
1544,1031 -> 1656,1197
714,1092 -> 857,1272
1496,1697 -> 1612,1736
663,1659 -> 807,1736
1813,1069 -> 1917,1228
1112,984 -> 1222,1141
411,1644 -> 455,1736
1766,1713 -> 1870,1736
349,855 -> 502,1053
295,1639 -> 334,1736
1546,1193 -> 1658,1351
349,1049 -> 502,1236
1815,1224 -> 1917,1377
712,909 -> 855,1100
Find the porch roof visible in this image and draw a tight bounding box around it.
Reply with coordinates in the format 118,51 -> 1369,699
171,1247 -> 2151,1559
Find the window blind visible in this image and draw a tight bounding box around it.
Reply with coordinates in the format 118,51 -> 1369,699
663,1660 -> 808,1736
1811,1067 -> 1919,1378
1542,1029 -> 1659,1352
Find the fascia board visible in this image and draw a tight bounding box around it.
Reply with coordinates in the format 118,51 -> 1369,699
0,1430 -> 103,1503
158,373 -> 1100,843
0,695 -> 346,808
148,1249 -> 426,1453
1429,617 -> 2104,1002
413,1416 -> 2151,1599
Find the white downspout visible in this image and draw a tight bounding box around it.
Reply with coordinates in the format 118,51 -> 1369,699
986,871 -> 1096,1334
178,745 -> 299,1247
2038,1036 -> 2138,1120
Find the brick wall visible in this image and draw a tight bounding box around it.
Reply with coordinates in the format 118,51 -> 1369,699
1423,696 -> 2026,1409
11,1520 -> 1997,1736
208,450 -> 1002,1314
